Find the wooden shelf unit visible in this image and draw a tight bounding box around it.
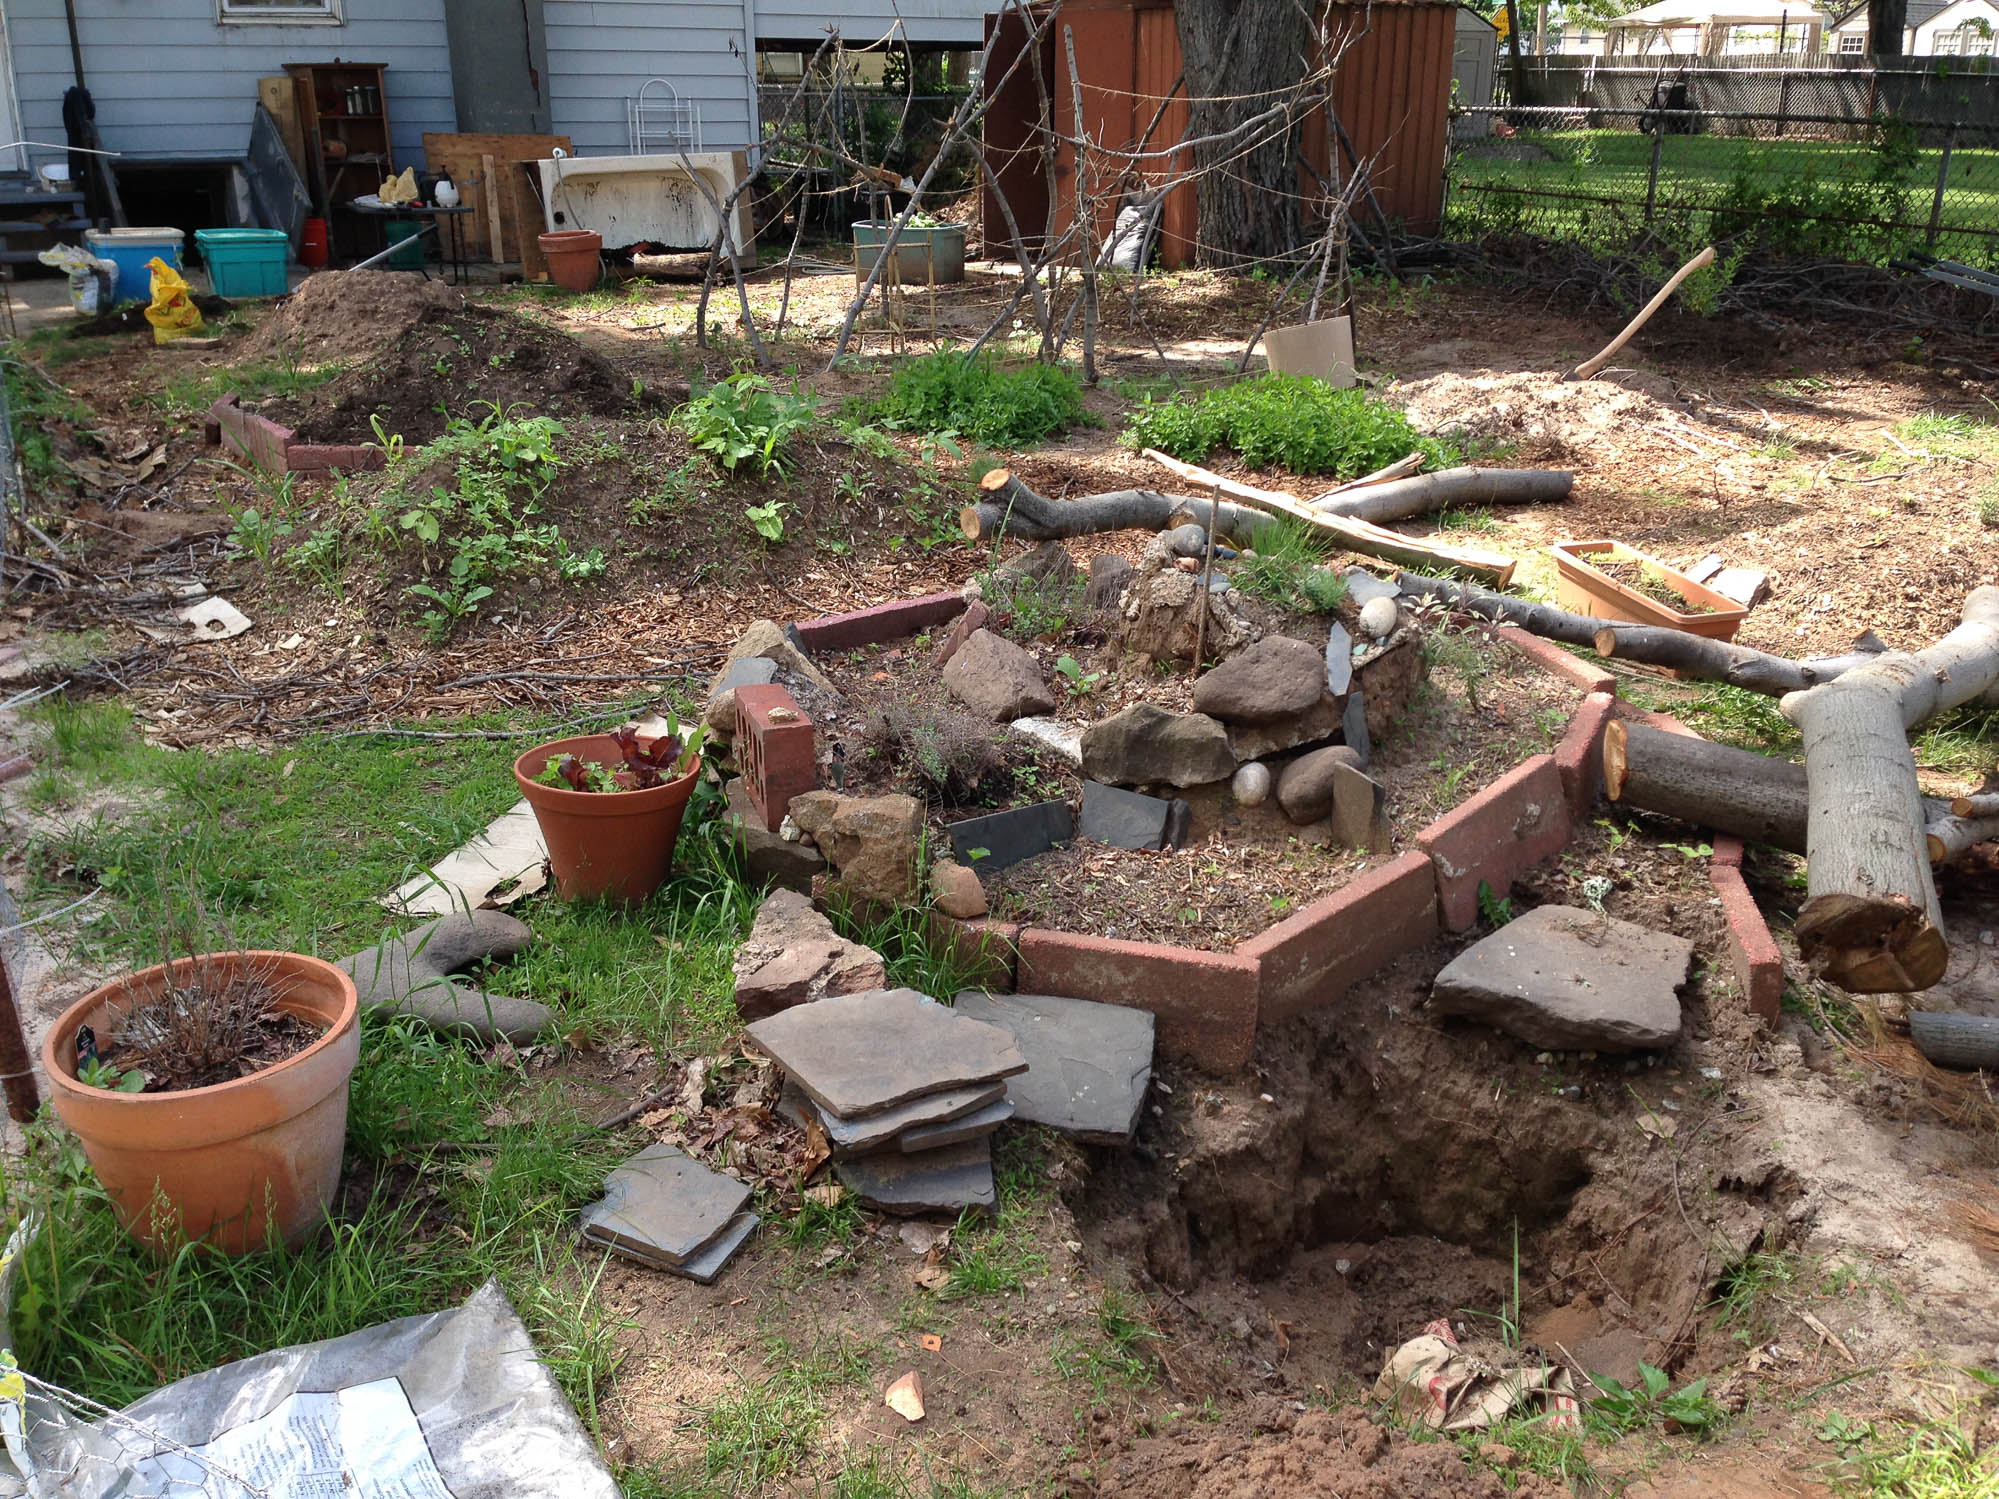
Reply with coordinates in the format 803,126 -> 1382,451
286,61 -> 394,261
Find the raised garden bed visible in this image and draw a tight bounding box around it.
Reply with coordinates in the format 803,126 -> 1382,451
1553,539 -> 1748,640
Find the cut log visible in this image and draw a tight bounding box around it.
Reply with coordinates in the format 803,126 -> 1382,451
1780,586 -> 1999,992
1951,792 -> 1999,819
1137,450 -> 1518,585
959,473 -> 1274,547
1925,813 -> 1999,865
1907,1010 -> 1999,1071
1311,466 -> 1574,522
1605,720 -> 1964,860
1397,571 -> 1615,646
1316,451 -> 1427,497
1592,625 -> 1889,697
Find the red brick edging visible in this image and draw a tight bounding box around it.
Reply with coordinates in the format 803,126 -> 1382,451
207,395 -> 385,475
794,595 -> 1788,1066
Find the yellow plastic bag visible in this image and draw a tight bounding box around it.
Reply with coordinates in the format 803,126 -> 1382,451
143,257 -> 203,345
379,166 -> 419,205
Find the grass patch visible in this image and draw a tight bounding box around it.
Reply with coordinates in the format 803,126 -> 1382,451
147,357 -> 345,422
943,1131 -> 1051,1300
3,354 -> 96,493
1232,519 -> 1348,614
1123,373 -> 1452,479
1816,1410 -> 1999,1498
1915,700 -> 1999,775
861,351 -> 1085,447
1682,682 -> 1802,754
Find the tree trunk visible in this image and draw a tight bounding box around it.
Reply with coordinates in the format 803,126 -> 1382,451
1593,626 -> 1887,697
1396,570 -> 1608,645
1868,0 -> 1908,55
1172,0 -> 1310,266
1908,1011 -> 1999,1071
1312,466 -> 1573,521
1780,586 -> 1999,992
1952,793 -> 1999,818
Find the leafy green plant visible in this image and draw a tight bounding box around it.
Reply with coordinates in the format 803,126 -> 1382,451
681,372 -> 818,476
538,721 -> 705,794
1053,654 -> 1102,698
228,507 -> 292,564
76,1055 -> 145,1093
745,499 -> 787,543
862,351 -> 1085,446
1590,1362 -> 1723,1438
1124,374 -> 1453,478
1476,881 -> 1514,929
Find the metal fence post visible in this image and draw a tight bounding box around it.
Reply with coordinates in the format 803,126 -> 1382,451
1644,122 -> 1664,225
1926,125 -> 1957,250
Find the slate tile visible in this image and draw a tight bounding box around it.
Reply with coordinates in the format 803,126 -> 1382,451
1079,781 -> 1171,850
947,798 -> 1074,873
777,1080 -> 1008,1158
579,1145 -> 752,1269
836,1138 -> 995,1215
953,990 -> 1154,1146
747,987 -> 1027,1118
900,1097 -> 1014,1153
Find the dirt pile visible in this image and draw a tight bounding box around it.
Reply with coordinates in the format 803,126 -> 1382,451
1394,370 -> 1678,461
1095,1402 -> 1562,1499
260,302 -> 645,445
240,271 -> 469,367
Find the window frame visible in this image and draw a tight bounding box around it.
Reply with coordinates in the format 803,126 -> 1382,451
217,0 -> 344,26
1837,29 -> 1866,52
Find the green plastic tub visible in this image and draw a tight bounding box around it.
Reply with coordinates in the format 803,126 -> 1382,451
194,228 -> 291,298
384,220 -> 427,272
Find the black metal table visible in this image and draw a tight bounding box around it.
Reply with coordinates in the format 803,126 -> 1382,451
345,197 -> 474,284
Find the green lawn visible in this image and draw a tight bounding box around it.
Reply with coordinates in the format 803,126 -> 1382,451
1449,127 -> 1999,263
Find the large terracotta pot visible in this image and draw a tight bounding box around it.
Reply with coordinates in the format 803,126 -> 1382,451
43,952 -> 359,1254
515,734 -> 699,904
537,229 -> 602,293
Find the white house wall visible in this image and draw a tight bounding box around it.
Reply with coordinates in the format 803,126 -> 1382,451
753,0 -> 987,47
543,0 -> 758,155
4,0 -> 455,170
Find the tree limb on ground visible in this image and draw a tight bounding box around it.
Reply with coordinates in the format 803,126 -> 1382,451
1779,585 -> 1999,992
959,470 -> 1274,546
1312,466 -> 1574,522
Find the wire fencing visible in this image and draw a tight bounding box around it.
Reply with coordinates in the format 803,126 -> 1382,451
1446,103 -> 1999,267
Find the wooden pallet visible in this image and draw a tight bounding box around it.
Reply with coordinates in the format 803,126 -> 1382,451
420,132 -> 572,279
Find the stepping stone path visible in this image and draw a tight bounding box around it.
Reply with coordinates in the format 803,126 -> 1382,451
954,991 -> 1155,1145
1430,904 -> 1693,1052
579,1145 -> 758,1282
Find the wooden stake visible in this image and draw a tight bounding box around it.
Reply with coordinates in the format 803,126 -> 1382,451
481,153 -> 503,262
1566,246 -> 1717,382
1194,481 -> 1219,671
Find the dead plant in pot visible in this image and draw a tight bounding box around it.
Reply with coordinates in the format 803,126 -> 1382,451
514,718 -> 709,903
40,921 -> 361,1255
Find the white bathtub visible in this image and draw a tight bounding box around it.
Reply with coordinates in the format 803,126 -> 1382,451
535,151 -> 756,262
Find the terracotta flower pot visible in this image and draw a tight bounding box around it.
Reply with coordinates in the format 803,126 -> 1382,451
42,952 -> 360,1254
537,229 -> 602,293
515,734 -> 700,904
1551,539 -> 1749,642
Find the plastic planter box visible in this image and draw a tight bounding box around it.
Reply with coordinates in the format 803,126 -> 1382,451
83,227 -> 184,306
195,228 -> 291,298
851,221 -> 966,285
1552,539 -> 1748,641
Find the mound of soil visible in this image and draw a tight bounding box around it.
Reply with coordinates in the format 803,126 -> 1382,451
1096,1402 -> 1562,1499
260,302 -> 644,445
240,270 -> 469,367
1395,369 -> 1677,462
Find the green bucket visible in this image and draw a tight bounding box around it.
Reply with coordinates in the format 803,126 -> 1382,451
384,220 -> 426,272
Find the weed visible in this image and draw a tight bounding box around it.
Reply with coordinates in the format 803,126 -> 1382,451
1124,373 -> 1453,478
228,506 -> 293,565
1476,881 -> 1514,928
1815,1409 -> 1999,1498
1712,1248 -> 1802,1344
681,371 -> 818,476
1589,1361 -> 1724,1438
1053,654 -> 1102,699
976,566 -> 1081,642
1233,520 -> 1347,614
1433,506 -> 1501,533
824,881 -> 1007,996
862,351 -> 1085,446
745,498 -> 788,543
1980,489 -> 1999,529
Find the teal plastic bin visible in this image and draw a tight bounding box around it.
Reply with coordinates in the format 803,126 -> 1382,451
384,220 -> 427,272
195,228 -> 291,297
83,227 -> 184,306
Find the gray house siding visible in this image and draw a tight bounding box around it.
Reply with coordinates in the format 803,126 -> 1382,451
544,0 -> 757,153
5,0 -> 455,168
754,0 -> 986,46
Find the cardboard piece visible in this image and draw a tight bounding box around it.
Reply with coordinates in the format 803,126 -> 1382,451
385,799 -> 548,916
1261,316 -> 1356,387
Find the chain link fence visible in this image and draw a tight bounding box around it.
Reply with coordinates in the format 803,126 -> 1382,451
1446,102 -> 1999,266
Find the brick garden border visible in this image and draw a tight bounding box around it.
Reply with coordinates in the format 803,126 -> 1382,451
789,593 -> 1787,1065
206,394 -> 386,475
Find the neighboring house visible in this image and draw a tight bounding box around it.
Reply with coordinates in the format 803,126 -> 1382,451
0,0 -> 986,189
1602,0 -> 1825,54
1824,0 -> 1999,53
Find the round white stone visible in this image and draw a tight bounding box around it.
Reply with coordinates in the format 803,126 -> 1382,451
1358,596 -> 1399,639
1231,761 -> 1272,807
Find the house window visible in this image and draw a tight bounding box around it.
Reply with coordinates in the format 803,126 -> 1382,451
218,0 -> 343,23
1838,30 -> 1866,51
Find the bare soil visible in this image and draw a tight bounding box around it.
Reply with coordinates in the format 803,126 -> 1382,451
239,270 -> 472,368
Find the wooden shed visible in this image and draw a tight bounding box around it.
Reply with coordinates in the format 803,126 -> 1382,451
980,0 -> 1459,268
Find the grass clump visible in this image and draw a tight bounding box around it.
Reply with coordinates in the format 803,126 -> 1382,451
1683,682 -> 1801,754
1232,519 -> 1348,614
1123,373 -> 1453,479
863,352 -> 1084,447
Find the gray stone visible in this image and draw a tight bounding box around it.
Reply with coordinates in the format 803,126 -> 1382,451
1329,763 -> 1393,853
1430,904 -> 1693,1052
779,1079 -> 1008,1158
1324,622 -> 1354,696
1343,568 -> 1400,607
1192,635 -> 1326,725
1085,554 -> 1135,617
999,539 -> 1084,590
1010,716 -> 1084,767
1204,571 -> 1230,594
747,987 -> 1029,1118
900,1097 -> 1014,1153
787,791 -> 923,904
732,889 -> 887,1022
672,1211 -> 761,1284
1082,702 -> 1235,788
1232,762 -> 1272,807
337,912 -> 549,1044
836,1138 -> 995,1216
943,629 -> 1056,722
579,1144 -> 754,1273
953,990 -> 1155,1145
1079,781 -> 1171,851
718,657 -> 779,694
724,779 -> 826,893
1276,745 -> 1363,824
1342,684 -> 1372,765
1163,798 -> 1193,851
948,798 -> 1073,873
1225,692 -> 1346,763
1163,523 -> 1210,558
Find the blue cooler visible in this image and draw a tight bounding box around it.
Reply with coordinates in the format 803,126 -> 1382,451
83,227 -> 186,306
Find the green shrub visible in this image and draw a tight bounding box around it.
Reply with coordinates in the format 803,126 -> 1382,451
865,352 -> 1084,446
1124,374 -> 1452,479
681,372 -> 818,477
